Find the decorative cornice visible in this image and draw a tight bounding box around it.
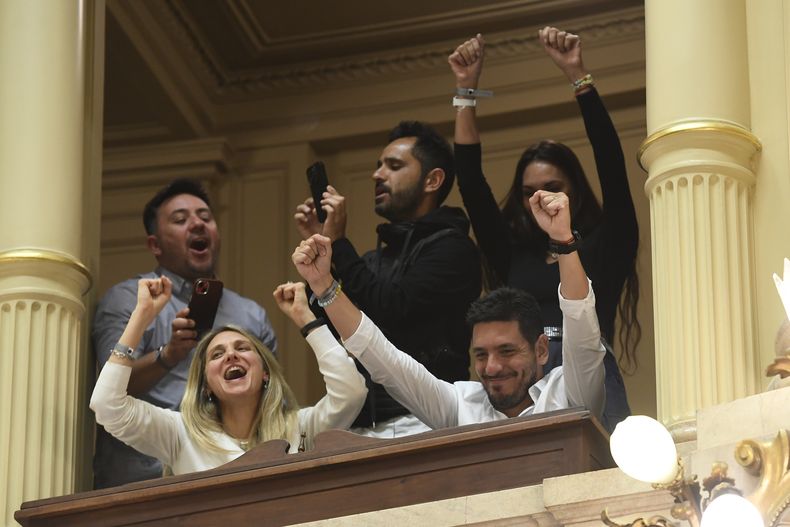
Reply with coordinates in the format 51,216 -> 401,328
638,119 -> 762,171
103,138 -> 234,173
103,122 -> 173,144
225,0 -> 268,53
154,2 -> 644,94
0,249 -> 93,294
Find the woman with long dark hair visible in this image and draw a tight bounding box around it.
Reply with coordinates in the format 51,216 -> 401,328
448,28 -> 640,431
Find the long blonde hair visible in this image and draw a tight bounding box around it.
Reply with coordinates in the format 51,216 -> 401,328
180,325 -> 299,454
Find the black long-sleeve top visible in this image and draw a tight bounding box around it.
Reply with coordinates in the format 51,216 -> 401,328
455,88 -> 638,344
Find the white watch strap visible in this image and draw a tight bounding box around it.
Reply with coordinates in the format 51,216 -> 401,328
452,96 -> 477,108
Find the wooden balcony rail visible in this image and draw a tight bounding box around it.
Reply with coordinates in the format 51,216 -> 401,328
16,407 -> 613,526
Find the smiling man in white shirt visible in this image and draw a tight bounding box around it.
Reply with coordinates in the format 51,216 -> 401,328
290,189 -> 606,429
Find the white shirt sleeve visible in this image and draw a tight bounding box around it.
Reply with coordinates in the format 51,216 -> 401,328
297,325 -> 368,441
89,362 -> 182,465
342,312 -> 460,429
559,279 -> 606,421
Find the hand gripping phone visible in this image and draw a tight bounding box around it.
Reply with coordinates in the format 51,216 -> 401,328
306,161 -> 330,223
187,278 -> 223,336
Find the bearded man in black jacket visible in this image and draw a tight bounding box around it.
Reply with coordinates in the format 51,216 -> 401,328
295,121 -> 482,437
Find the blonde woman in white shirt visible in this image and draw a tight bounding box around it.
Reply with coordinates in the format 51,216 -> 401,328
91,279 -> 366,476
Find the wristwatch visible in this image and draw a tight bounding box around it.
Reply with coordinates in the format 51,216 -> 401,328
548,230 -> 582,256
110,342 -> 135,361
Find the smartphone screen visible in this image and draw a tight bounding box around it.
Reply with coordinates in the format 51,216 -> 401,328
187,278 -> 223,336
306,161 -> 330,223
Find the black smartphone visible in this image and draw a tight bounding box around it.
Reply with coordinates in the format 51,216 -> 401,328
306,161 -> 330,223
187,278 -> 223,336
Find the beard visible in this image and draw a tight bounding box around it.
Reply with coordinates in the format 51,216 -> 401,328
375,179 -> 424,222
483,368 -> 537,414
485,380 -> 533,414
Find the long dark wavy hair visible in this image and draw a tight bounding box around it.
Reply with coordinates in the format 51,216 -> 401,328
499,140 -> 641,373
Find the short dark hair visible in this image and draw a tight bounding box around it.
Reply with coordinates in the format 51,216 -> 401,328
466,287 -> 544,345
388,121 -> 455,205
143,178 -> 212,235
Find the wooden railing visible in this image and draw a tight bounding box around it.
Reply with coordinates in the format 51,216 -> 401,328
16,408 -> 613,526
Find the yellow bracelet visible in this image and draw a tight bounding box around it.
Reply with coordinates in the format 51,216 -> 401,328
317,280 -> 343,308
572,74 -> 594,91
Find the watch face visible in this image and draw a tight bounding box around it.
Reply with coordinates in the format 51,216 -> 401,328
114,343 -> 133,355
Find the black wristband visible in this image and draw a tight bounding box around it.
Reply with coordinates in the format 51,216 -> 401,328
548,230 -> 582,255
300,318 -> 327,338
155,345 -> 175,370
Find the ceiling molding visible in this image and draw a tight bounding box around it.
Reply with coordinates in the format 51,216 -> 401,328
224,0 -> 269,53
180,0 -> 637,51
103,138 -> 234,174
107,0 -> 217,134
150,2 -> 643,95
104,123 -> 175,144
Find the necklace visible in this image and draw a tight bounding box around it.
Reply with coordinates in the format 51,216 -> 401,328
231,437 -> 250,452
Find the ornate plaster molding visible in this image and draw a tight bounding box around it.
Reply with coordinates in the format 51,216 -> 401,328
152,1 -> 644,94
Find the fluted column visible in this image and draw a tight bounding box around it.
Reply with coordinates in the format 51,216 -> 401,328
641,0 -> 761,440
0,1 -> 102,524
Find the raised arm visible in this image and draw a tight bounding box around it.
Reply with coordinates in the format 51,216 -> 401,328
539,26 -> 589,92
449,34 -> 484,144
273,281 -> 367,437
529,191 -> 605,419
90,277 -> 183,464
448,34 -> 512,284
541,26 -> 637,254
292,235 -> 461,429
528,191 -> 587,300
93,280 -> 198,396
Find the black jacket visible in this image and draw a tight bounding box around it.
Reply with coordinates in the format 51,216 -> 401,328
331,206 -> 482,427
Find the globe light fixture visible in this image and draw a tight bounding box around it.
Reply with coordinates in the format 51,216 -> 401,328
603,418 -> 760,527
610,415 -> 679,484
603,260 -> 790,527
700,493 -> 763,527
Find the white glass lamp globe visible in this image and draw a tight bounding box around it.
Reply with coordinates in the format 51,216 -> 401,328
609,415 -> 679,484
700,494 -> 763,527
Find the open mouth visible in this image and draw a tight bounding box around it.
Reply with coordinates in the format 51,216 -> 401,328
189,238 -> 210,253
224,365 -> 247,381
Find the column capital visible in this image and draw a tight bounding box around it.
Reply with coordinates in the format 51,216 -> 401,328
639,119 -> 762,194
0,248 -> 92,295
639,119 -> 762,166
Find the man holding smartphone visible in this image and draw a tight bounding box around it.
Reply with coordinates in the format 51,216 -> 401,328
92,178 -> 277,488
295,121 -> 481,438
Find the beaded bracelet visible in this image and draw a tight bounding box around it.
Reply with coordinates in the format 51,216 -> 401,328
317,280 -> 342,308
572,73 -> 595,94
